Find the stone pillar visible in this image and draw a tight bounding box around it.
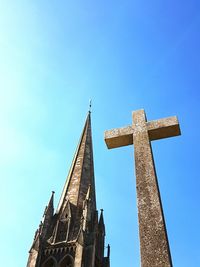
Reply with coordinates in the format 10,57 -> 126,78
74,243 -> 83,267
133,110 -> 172,267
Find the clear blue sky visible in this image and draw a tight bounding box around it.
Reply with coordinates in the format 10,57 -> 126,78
0,1 -> 200,266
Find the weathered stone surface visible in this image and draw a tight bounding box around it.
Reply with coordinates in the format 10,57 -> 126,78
147,116 -> 180,141
105,113 -> 180,149
105,109 -> 181,267
104,125 -> 133,148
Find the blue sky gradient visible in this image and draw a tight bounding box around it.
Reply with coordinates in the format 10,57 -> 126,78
0,1 -> 200,266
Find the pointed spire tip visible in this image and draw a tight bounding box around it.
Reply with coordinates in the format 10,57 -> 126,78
89,99 -> 92,113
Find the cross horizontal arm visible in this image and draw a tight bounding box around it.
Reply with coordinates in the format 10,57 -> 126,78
147,116 -> 181,141
104,126 -> 133,149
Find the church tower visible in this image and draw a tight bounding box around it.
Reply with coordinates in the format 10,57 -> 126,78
27,112 -> 110,267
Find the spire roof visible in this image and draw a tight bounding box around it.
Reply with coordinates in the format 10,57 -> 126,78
57,112 -> 96,214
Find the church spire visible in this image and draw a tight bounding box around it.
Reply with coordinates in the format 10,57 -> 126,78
27,111 -> 110,267
57,112 -> 96,216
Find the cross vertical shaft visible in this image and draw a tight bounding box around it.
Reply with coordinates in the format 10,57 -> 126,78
133,110 -> 172,267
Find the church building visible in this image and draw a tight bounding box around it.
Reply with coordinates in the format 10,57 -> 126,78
26,112 -> 110,267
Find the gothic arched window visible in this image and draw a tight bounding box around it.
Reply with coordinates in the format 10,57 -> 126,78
43,257 -> 57,267
59,255 -> 73,267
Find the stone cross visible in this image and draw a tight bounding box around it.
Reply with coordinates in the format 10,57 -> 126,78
104,109 -> 181,267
